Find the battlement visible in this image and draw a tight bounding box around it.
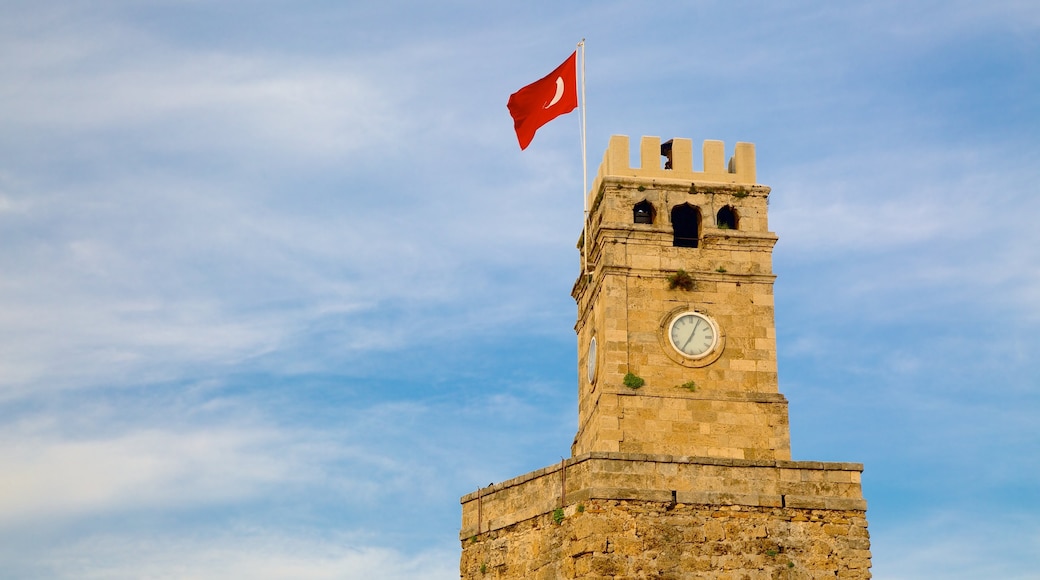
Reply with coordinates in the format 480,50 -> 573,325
588,135 -> 756,207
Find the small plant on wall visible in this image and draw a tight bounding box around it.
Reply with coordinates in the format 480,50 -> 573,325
552,507 -> 565,524
623,373 -> 645,390
667,269 -> 695,291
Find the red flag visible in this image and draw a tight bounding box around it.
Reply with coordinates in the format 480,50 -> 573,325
507,52 -> 578,150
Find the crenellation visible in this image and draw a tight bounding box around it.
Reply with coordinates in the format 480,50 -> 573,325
586,135 -> 760,211
703,139 -> 726,174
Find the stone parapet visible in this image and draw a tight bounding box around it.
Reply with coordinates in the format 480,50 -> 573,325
460,452 -> 865,539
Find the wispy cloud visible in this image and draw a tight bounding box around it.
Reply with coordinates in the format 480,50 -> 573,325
13,529 -> 458,580
0,8 -> 406,165
0,425 -> 292,524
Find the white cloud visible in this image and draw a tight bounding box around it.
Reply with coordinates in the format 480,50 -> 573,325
0,424 -> 296,524
767,136 -> 1040,330
771,145 -> 1010,256
0,0 -> 603,401
0,6 -> 406,165
16,529 -> 458,580
0,392 -> 497,526
0,393 -> 505,579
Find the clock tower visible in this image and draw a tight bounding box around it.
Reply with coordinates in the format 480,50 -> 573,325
572,135 -> 789,461
460,135 -> 871,579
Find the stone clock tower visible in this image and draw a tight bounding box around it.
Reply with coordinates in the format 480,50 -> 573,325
572,135 -> 788,461
460,136 -> 871,579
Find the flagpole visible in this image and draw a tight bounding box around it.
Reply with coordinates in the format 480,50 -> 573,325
578,39 -> 588,276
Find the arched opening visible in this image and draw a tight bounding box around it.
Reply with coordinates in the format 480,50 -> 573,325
633,200 -> 655,224
671,204 -> 700,248
717,205 -> 738,230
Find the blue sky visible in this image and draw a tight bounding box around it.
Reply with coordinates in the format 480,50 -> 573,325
1,1 -> 1038,578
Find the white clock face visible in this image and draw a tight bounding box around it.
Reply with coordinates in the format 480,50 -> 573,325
586,336 -> 597,383
668,312 -> 719,359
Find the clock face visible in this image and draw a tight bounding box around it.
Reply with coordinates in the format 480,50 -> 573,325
586,336 -> 597,383
668,312 -> 719,359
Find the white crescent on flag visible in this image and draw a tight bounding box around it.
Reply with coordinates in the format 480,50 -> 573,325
544,76 -> 565,109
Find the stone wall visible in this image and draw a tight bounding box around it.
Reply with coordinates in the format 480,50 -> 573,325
461,499 -> 870,580
460,453 -> 869,579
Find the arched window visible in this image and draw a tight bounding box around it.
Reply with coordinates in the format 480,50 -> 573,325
633,200 -> 655,224
671,204 -> 700,248
717,205 -> 738,230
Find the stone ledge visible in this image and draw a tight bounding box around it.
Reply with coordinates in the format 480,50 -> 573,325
460,452 -> 866,537
597,264 -> 778,285
576,451 -> 862,472
460,452 -> 864,503
460,485 -> 868,539
609,390 -> 789,404
596,224 -> 779,245
676,490 -> 784,508
785,495 -> 869,511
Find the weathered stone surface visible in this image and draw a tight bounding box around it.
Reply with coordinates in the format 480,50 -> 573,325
461,500 -> 870,579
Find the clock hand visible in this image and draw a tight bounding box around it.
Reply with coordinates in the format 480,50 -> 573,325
682,320 -> 702,350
